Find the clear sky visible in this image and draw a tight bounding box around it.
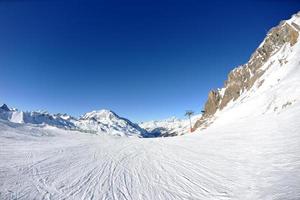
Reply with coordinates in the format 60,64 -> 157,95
0,0 -> 299,122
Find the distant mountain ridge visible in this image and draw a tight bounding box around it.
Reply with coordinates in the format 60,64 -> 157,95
0,104 -> 147,137
0,103 -> 199,137
0,103 -> 196,137
0,104 -> 74,128
139,115 -> 201,137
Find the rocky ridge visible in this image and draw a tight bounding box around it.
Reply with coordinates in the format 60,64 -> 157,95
193,12 -> 300,130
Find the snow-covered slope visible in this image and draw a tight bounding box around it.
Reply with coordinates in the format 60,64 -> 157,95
0,89 -> 299,200
193,11 -> 300,131
214,12 -> 300,122
212,26 -> 300,127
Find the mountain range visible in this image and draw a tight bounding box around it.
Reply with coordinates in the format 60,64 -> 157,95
2,12 -> 300,137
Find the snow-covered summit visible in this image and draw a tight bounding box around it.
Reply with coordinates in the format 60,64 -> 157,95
80,109 -> 117,121
76,109 -> 147,137
0,104 -> 147,137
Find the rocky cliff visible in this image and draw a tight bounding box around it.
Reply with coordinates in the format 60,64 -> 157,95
193,11 -> 300,130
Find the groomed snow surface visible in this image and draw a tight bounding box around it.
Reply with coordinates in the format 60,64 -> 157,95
1,101 -> 300,200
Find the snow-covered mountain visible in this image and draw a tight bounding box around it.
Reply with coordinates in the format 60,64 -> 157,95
1,102 -> 201,137
75,109 -> 147,137
0,104 -> 74,128
139,114 -> 201,137
193,11 -> 300,131
0,105 -> 146,137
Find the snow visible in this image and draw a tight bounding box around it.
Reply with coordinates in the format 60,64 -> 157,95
139,114 -> 201,136
286,11 -> 300,26
0,107 -> 146,137
75,109 -> 147,137
10,111 -> 24,123
1,13 -> 300,200
0,99 -> 299,199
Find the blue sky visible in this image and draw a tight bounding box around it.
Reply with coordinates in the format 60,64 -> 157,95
0,0 -> 299,122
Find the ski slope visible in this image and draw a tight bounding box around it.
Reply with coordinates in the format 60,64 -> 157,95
0,100 -> 300,200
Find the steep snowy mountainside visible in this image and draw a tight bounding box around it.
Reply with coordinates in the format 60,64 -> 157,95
139,114 -> 201,137
211,31 -> 300,127
194,11 -> 300,130
75,109 -> 147,137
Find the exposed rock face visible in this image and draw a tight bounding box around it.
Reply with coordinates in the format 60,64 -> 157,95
193,12 -> 300,130
0,104 -> 10,112
203,90 -> 221,117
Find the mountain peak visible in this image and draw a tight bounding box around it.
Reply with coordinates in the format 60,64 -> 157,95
80,109 -> 117,121
75,109 -> 147,137
0,104 -> 10,112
